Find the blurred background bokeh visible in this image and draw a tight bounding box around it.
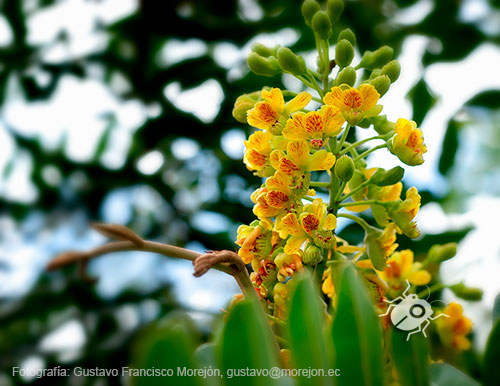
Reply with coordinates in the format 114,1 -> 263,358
1,0 -> 500,384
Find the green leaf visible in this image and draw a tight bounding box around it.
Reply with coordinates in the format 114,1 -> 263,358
493,292 -> 500,323
287,273 -> 334,386
483,319 -> 500,386
130,315 -> 205,386
218,297 -> 285,386
438,120 -> 460,176
390,328 -> 430,386
331,264 -> 384,386
195,344 -> 222,386
408,79 -> 435,126
429,363 -> 479,386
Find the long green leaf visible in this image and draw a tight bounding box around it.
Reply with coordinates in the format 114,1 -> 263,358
493,292 -> 500,323
287,273 -> 334,386
218,297 -> 285,386
130,315 -> 205,386
390,327 -> 430,386
331,264 -> 384,386
483,319 -> 500,386
429,363 -> 479,386
195,344 -> 222,386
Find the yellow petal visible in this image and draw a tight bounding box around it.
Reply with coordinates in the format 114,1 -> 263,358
266,171 -> 291,192
321,105 -> 345,136
247,101 -> 279,130
356,259 -> 374,269
279,213 -> 302,236
323,87 -> 345,111
307,150 -> 336,171
343,88 -> 363,110
282,113 -> 309,140
408,270 -> 431,286
285,91 -> 312,115
303,111 -> 324,138
287,140 -> 310,168
284,236 -> 306,254
324,213 -> 337,230
358,84 -> 380,111
262,88 -> 285,113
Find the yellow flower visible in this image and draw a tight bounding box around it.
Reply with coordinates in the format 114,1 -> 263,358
323,84 -> 381,125
243,131 -> 273,175
363,222 -> 399,270
235,221 -> 274,263
272,140 -> 336,176
276,198 -> 336,254
282,105 -> 344,149
322,267 -> 336,298
436,302 -> 472,351
389,118 -> 427,166
274,251 -> 303,281
386,187 -> 421,238
358,249 -> 431,295
247,88 -> 312,134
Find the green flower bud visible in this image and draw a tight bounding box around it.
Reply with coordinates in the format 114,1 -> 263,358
371,46 -> 394,69
335,39 -> 354,68
336,66 -> 356,86
337,28 -> 356,46
428,243 -> 457,263
363,224 -> 388,271
277,47 -> 306,76
247,52 -> 281,77
232,91 -> 261,123
312,11 -> 332,40
334,155 -> 355,182
369,69 -> 382,80
327,0 -> 344,24
370,75 -> 391,96
251,43 -> 277,58
370,166 -> 404,186
359,115 -> 395,134
301,0 -> 321,27
381,60 -> 401,83
449,282 -> 483,301
302,244 -> 323,265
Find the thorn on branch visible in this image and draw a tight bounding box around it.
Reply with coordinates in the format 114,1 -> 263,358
91,223 -> 144,246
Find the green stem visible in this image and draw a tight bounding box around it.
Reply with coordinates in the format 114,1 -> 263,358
334,180 -> 347,203
321,40 -> 330,92
417,283 -> 448,299
336,124 -> 351,153
337,213 -> 371,232
339,200 -> 386,208
340,135 -> 387,155
354,144 -> 387,162
339,179 -> 370,202
306,69 -> 324,99
310,181 -> 330,188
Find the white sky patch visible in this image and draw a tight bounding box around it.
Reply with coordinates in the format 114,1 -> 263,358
0,14 -> 13,47
221,129 -> 245,159
157,38 -> 207,67
171,138 -> 200,160
18,356 -> 46,381
39,320 -> 86,353
0,151 -> 38,204
238,0 -> 264,22
393,0 -> 434,25
136,150 -> 164,175
191,211 -> 231,234
164,79 -> 224,123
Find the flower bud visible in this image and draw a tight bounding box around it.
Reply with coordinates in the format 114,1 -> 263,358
251,43 -> 278,58
335,39 -> 354,68
336,66 -> 356,86
381,60 -> 401,83
327,0 -> 344,24
312,11 -> 332,40
301,0 -> 321,27
232,91 -> 261,123
277,47 -> 306,76
371,46 -> 394,69
449,282 -> 483,301
428,243 -> 457,263
337,28 -> 356,46
302,244 -> 323,265
359,115 -> 394,135
370,166 -> 404,186
334,155 -> 355,182
247,52 -> 281,77
369,69 -> 382,80
369,75 -> 391,97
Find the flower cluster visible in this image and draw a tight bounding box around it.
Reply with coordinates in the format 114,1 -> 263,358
232,0 -> 475,353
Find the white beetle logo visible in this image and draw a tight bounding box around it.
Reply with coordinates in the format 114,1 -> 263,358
380,280 -> 449,341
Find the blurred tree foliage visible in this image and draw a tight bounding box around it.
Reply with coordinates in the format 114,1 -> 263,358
1,0 -> 499,384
